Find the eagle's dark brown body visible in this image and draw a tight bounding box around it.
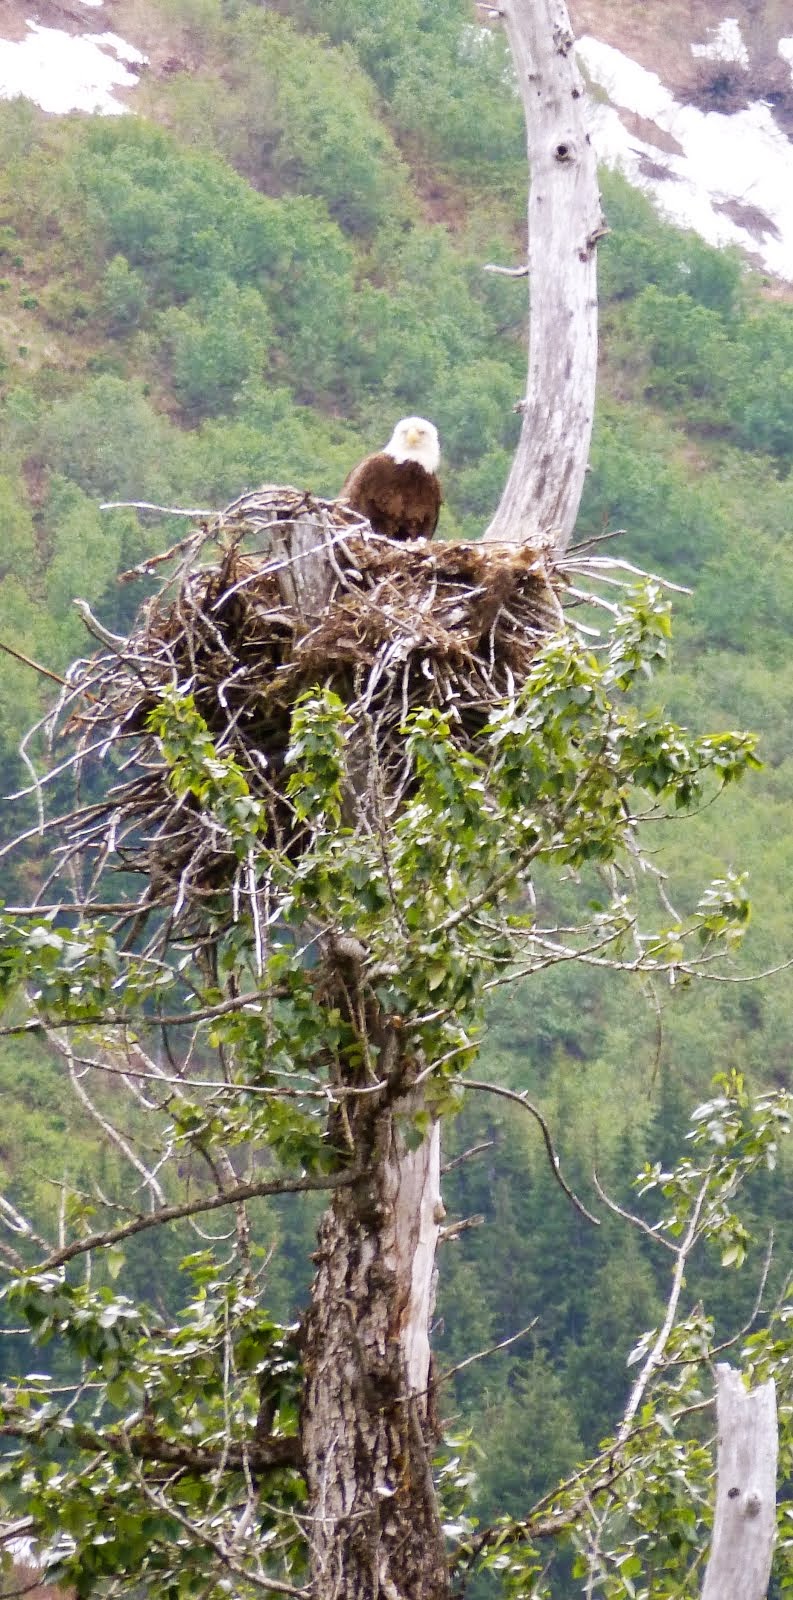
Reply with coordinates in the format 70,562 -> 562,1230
340,453 -> 442,542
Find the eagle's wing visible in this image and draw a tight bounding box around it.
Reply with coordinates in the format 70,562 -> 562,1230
339,453 -> 392,519
424,473 -> 442,538
340,455 -> 441,541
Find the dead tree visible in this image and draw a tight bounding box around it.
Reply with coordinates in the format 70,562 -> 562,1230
701,1366 -> 778,1600
484,0 -> 604,550
3,3 -> 599,1590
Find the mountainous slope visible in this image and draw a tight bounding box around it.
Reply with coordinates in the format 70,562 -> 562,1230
3,1 -> 793,274
573,3 -> 793,280
0,5 -> 791,1586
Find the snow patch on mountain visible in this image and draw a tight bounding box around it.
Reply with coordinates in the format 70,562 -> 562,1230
0,4 -> 791,287
578,34 -> 793,282
0,18 -> 147,116
691,17 -> 749,68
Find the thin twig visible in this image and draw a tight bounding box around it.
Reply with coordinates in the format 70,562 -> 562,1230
441,1139 -> 496,1175
437,1318 -> 539,1385
100,501 -> 217,518
484,262 -> 529,276
463,1079 -> 600,1226
592,1170 -> 677,1254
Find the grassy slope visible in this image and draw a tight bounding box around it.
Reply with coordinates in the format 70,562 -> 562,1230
1,0 -> 793,1548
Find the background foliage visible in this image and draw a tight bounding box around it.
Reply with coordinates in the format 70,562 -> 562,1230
1,0 -> 793,1592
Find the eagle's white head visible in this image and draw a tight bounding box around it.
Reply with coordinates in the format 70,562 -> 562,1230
385,416 -> 440,474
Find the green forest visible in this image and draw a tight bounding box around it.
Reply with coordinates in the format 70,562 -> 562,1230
1,0 -> 793,1590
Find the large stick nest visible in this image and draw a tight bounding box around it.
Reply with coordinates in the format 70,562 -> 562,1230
45,488 -> 565,932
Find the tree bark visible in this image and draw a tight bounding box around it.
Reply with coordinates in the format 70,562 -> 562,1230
269,509 -> 338,616
484,0 -> 604,551
301,1087 -> 448,1600
701,1364 -> 777,1600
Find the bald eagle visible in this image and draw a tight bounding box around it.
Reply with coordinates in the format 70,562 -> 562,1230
340,417 -> 442,542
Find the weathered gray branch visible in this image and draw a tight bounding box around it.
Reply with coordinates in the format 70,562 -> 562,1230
701,1365 -> 777,1600
484,0 -> 604,550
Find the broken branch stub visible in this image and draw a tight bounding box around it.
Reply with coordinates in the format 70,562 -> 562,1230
485,0 -> 604,551
701,1364 -> 777,1600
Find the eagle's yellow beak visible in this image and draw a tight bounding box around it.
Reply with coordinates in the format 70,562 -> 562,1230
405,426 -> 422,447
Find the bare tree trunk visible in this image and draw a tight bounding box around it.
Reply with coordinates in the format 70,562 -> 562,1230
484,0 -> 604,551
302,1097 -> 447,1600
701,1365 -> 777,1600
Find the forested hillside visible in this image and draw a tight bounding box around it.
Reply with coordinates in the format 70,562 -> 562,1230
1,0 -> 793,1565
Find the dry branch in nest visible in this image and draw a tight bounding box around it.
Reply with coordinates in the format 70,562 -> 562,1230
36,487 -> 565,941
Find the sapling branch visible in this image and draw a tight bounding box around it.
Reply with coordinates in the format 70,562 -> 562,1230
592,1170 -> 678,1254
616,1173 -> 710,1446
0,1410 -> 301,1479
436,1317 -> 539,1386
463,1079 -> 600,1226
